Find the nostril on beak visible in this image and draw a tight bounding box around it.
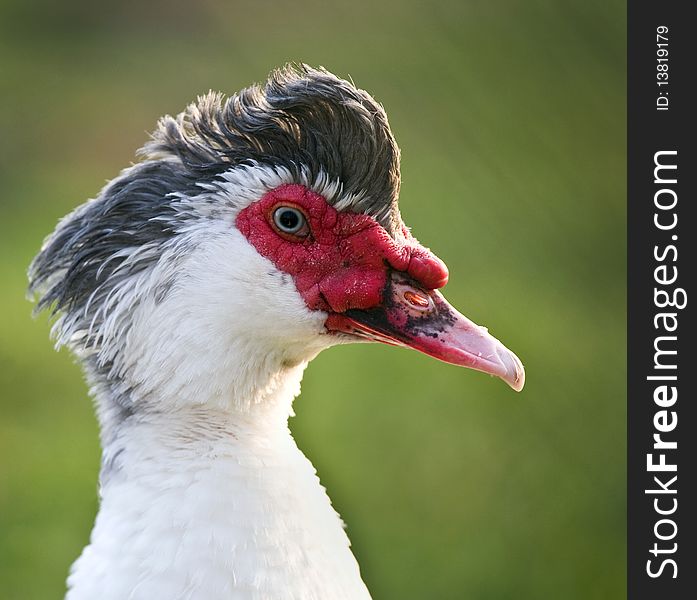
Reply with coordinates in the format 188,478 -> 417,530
403,290 -> 431,309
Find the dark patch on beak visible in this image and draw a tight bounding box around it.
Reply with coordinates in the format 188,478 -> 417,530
326,272 -> 525,391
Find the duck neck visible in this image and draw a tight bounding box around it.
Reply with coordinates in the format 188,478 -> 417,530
66,362 -> 372,600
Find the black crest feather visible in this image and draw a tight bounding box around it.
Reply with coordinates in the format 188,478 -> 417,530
29,64 -> 402,330
146,63 -> 401,227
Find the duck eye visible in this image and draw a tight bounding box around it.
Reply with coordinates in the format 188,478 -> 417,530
272,206 -> 309,237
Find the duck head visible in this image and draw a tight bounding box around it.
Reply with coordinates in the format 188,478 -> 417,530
29,65 -> 524,417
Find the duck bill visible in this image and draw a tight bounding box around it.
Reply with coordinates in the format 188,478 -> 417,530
325,274 -> 525,391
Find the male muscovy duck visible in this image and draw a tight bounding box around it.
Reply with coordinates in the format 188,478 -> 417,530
29,64 -> 524,600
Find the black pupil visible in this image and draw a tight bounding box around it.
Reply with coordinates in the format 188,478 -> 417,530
279,209 -> 300,231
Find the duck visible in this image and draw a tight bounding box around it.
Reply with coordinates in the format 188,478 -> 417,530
28,64 -> 524,600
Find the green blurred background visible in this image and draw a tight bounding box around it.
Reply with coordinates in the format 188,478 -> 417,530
0,1 -> 625,598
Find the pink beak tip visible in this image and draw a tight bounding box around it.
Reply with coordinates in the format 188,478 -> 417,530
499,347 -> 525,392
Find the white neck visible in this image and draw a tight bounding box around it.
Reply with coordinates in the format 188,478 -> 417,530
67,365 -> 371,600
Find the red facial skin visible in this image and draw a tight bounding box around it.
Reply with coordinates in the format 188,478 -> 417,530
236,184 -> 449,314
236,183 -> 525,391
